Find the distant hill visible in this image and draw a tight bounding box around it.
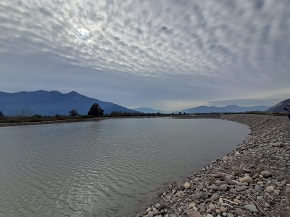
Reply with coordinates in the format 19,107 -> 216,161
133,107 -> 166,114
0,90 -> 137,116
267,98 -> 290,112
180,105 -> 270,114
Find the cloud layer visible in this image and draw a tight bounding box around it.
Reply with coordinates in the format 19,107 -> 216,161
0,0 -> 290,109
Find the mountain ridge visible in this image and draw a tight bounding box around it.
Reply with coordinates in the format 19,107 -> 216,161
180,105 -> 270,113
0,90 -> 137,116
133,107 -> 166,114
267,98 -> 290,112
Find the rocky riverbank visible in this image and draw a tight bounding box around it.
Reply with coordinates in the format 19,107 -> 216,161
138,114 -> 290,217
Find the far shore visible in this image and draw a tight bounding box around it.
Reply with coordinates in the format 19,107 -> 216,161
0,112 -> 280,128
0,113 -> 219,128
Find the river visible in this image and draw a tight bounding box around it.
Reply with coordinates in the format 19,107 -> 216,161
0,118 -> 250,217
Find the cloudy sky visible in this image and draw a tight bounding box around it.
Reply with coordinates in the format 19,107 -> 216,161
0,0 -> 290,110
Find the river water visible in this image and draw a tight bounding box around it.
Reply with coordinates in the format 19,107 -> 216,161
0,118 -> 250,217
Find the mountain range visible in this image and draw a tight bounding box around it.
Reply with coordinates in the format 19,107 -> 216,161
0,90 -> 287,116
0,90 -> 137,116
133,107 -> 166,113
267,98 -> 290,112
180,105 -> 270,113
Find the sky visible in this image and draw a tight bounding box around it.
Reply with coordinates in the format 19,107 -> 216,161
0,0 -> 290,110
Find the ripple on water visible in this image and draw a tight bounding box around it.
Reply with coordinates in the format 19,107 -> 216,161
0,118 -> 250,217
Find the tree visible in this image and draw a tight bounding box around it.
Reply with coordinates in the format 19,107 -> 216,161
69,109 -> 79,117
0,111 -> 4,118
20,108 -> 33,117
88,103 -> 104,117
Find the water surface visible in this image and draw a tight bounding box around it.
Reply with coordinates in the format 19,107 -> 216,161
0,118 -> 250,217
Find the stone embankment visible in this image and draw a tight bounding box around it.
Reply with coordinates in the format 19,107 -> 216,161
138,114 -> 290,217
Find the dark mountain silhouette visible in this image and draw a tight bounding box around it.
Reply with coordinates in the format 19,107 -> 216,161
180,105 -> 270,114
0,90 -> 137,116
267,98 -> 290,112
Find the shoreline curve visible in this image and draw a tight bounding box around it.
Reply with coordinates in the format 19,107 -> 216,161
138,114 -> 290,217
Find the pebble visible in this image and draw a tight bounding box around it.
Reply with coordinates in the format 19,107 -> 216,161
210,193 -> 220,201
175,191 -> 185,197
139,114 -> 290,217
219,184 -> 228,191
261,170 -> 272,178
244,204 -> 259,213
147,211 -> 154,217
187,210 -> 201,217
266,185 -> 274,193
239,176 -> 253,183
184,182 -> 191,189
234,208 -> 243,216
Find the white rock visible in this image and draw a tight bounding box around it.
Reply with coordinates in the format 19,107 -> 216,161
184,182 -> 191,189
266,186 -> 274,192
239,176 -> 253,183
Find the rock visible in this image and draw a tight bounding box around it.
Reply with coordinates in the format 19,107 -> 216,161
159,204 -> 166,210
257,196 -> 265,204
244,204 -> 259,213
229,188 -> 237,194
274,189 -> 280,195
210,193 -> 220,201
153,209 -> 160,215
219,184 -> 228,191
195,192 -> 205,200
176,191 -> 185,197
233,198 -> 242,204
234,208 -> 244,216
220,206 -> 227,212
147,211 -> 154,217
271,142 -> 283,147
208,184 -> 218,190
239,176 -> 253,183
208,203 -> 215,211
187,210 -> 201,217
266,186 -> 274,193
235,185 -> 248,192
213,172 -> 223,178
178,183 -> 185,190
189,203 -> 196,209
224,178 -> 235,185
254,184 -> 263,192
261,170 -> 272,178
184,182 -> 191,189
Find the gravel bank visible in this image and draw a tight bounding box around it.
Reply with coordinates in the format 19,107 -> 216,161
138,114 -> 290,217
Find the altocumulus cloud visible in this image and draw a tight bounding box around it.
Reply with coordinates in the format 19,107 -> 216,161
0,0 -> 290,110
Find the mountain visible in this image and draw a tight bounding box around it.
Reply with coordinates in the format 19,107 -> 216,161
133,107 -> 166,113
0,90 -> 137,116
180,105 -> 270,114
267,98 -> 290,112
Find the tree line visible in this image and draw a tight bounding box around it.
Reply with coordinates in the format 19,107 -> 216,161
0,103 -> 104,119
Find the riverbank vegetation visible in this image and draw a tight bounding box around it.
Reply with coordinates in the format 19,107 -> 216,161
0,106 -> 287,126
